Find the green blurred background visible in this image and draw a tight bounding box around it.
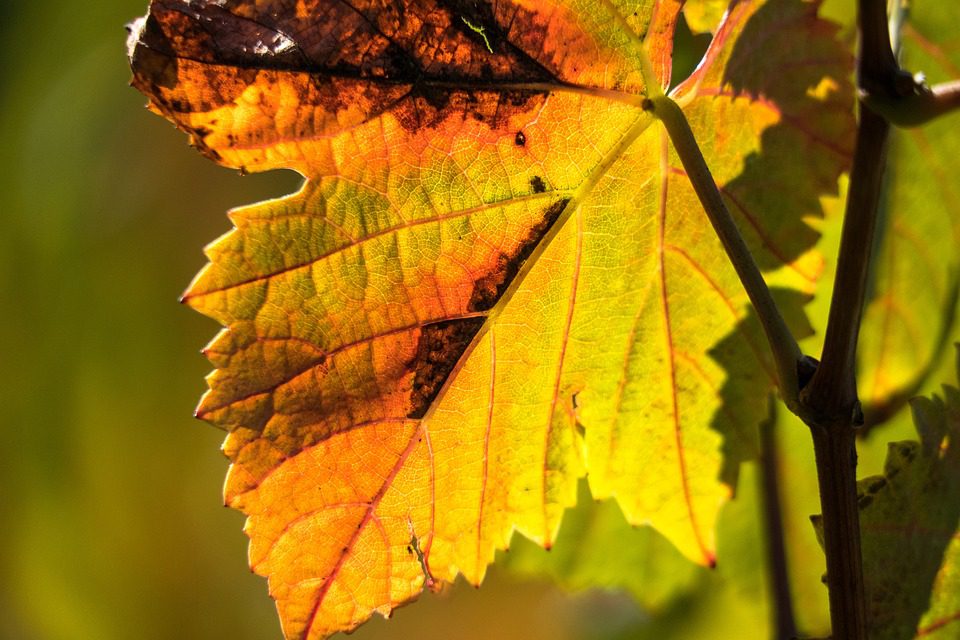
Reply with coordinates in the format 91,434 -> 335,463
0,2 -> 876,639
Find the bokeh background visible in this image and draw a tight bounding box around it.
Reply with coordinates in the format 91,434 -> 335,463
1,1 -> 922,639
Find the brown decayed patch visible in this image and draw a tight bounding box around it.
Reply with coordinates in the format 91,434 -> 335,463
130,0 -> 567,137
468,197 -> 570,312
393,87 -> 548,132
408,318 -> 486,419
529,175 -> 546,193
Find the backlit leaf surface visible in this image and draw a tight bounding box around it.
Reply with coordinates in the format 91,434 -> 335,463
128,0 -> 852,637
683,0 -> 729,34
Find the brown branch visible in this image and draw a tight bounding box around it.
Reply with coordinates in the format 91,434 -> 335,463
800,107 -> 890,426
795,2 -> 901,638
808,422 -> 868,640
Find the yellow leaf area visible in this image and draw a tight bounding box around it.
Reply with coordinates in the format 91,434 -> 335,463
684,0 -> 729,34
128,0 -> 853,637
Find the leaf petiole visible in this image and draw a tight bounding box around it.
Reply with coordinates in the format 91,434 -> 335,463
644,95 -> 805,411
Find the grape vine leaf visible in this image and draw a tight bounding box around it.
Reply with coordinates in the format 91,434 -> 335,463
127,0 -> 852,637
814,347 -> 960,639
856,2 -> 960,430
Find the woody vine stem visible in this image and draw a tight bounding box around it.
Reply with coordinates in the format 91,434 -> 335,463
647,1 -> 960,638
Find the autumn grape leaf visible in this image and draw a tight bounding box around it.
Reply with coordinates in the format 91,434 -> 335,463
857,3 -> 960,429
127,0 -> 853,637
814,347 -> 960,639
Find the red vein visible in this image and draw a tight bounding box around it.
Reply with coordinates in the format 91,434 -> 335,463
200,312 -> 487,416
302,423 -> 423,639
185,190 -> 567,301
893,220 -> 945,293
420,418 -> 437,578
232,187 -> 361,245
606,293 -> 650,480
870,216 -> 900,400
672,349 -> 754,455
694,86 -> 852,159
663,243 -> 776,382
541,206 -> 583,546
669,0 -> 744,101
718,182 -> 821,283
904,24 -> 960,78
666,166 -> 820,285
917,610 -> 960,636
253,501 -> 378,570
868,216 -> 951,401
236,417 -> 414,508
679,3 -> 840,100
475,328 -> 496,579
871,295 -> 925,357
908,128 -> 960,247
369,512 -> 392,605
658,130 -> 714,566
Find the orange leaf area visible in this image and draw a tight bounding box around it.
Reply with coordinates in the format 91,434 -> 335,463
128,0 -> 854,637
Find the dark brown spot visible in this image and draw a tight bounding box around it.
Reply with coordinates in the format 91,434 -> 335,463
529,175 -> 546,193
468,197 -> 570,312
515,130 -> 526,146
408,318 -> 485,418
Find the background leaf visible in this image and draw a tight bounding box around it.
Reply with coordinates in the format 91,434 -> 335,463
855,2 -> 960,431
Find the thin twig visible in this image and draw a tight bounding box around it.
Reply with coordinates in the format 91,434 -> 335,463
758,397 -> 798,640
865,79 -> 960,127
